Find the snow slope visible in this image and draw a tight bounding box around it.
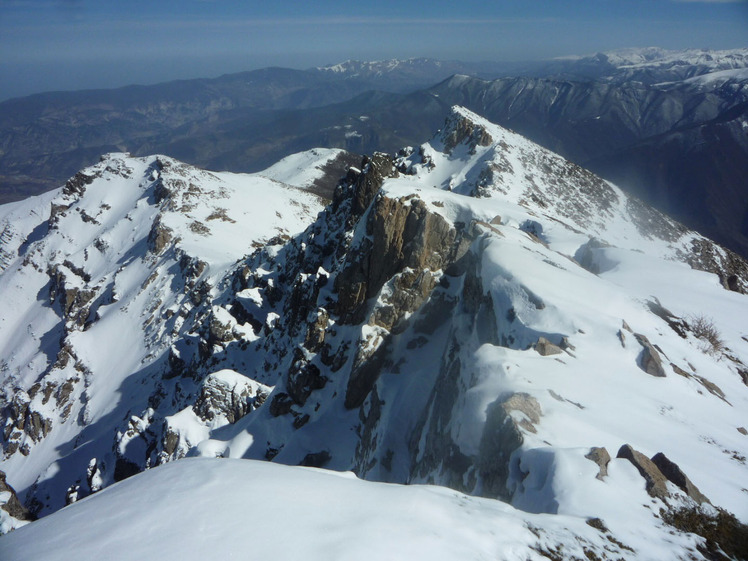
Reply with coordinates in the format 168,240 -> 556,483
2,109 -> 748,559
255,147 -> 348,191
0,152 -> 325,515
0,457 -> 707,561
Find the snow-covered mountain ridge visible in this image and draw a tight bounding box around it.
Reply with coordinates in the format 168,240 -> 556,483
0,150 -> 338,521
556,47 -> 748,84
2,107 -> 748,559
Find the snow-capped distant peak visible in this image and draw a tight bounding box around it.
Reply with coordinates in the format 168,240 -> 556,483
602,46 -> 748,69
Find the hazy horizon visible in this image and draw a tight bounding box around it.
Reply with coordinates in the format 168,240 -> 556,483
1,0 -> 747,101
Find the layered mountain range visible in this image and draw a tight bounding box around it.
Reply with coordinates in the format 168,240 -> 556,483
1,107 -> 747,560
2,48 -> 747,262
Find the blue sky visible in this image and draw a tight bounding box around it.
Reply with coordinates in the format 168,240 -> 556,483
1,0 -> 746,99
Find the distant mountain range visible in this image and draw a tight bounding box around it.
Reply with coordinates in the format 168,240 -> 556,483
1,48 -> 747,257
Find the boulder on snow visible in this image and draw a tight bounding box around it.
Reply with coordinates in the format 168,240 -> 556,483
634,334 -> 666,377
534,337 -> 564,356
585,447 -> 611,480
616,444 -> 669,499
651,452 -> 709,504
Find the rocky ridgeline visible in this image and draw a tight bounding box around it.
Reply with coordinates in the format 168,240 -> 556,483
2,113 -> 747,555
0,155 -> 279,516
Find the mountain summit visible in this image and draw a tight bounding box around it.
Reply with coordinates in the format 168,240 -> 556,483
2,108 -> 747,559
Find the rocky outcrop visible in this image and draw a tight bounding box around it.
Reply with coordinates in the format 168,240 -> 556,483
334,153 -> 399,223
337,194 -> 478,409
478,393 -> 542,499
48,264 -> 97,327
147,215 -> 174,255
616,445 -> 710,505
686,238 -> 748,293
634,334 -> 666,377
62,170 -> 98,198
651,452 -> 709,504
0,470 -> 32,522
535,336 -> 564,356
617,444 -> 670,499
585,447 -> 611,480
440,108 -> 494,154
193,371 -> 269,424
336,194 -> 464,324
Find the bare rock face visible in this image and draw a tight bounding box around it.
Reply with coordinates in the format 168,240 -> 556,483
616,444 -> 670,499
339,193 -> 476,409
303,308 -> 329,353
47,264 -> 96,327
634,334 -> 666,377
651,452 -> 710,504
147,215 -> 174,255
440,110 -> 494,154
478,393 -> 542,500
62,170 -> 98,198
334,152 -> 399,222
336,194 -> 461,325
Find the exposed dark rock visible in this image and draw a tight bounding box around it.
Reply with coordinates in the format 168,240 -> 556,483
616,444 -> 669,499
48,203 -> 71,226
113,457 -> 140,482
332,153 -> 398,221
634,333 -> 666,377
686,239 -> 748,294
478,393 -> 541,499
62,171 -> 98,198
345,334 -> 390,410
163,429 -> 179,456
206,311 -> 235,347
651,452 -> 710,504
269,393 -> 294,417
336,193 -> 465,324
147,215 -> 174,254
646,300 -> 689,338
47,264 -> 96,326
303,308 -> 329,353
193,373 -> 267,424
287,352 -> 327,407
0,470 -> 32,521
300,450 -> 331,468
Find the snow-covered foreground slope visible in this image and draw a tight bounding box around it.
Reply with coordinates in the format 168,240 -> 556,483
0,457 -> 708,561
2,108 -> 748,558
